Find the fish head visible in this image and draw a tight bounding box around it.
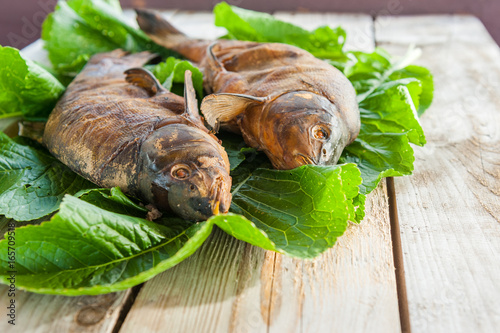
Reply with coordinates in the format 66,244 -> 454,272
138,124 -> 232,221
261,91 -> 351,170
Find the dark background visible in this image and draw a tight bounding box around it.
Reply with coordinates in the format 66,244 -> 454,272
1,0 -> 499,50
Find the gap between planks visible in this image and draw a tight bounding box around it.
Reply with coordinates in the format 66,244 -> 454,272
111,284 -> 144,333
386,178 -> 411,333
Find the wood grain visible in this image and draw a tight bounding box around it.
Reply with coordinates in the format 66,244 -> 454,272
375,15 -> 500,332
0,286 -> 133,333
120,12 -> 401,333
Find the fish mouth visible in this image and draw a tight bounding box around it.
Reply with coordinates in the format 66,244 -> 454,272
295,153 -> 317,166
209,178 -> 227,215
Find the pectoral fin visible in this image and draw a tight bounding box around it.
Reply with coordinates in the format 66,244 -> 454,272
201,93 -> 267,130
124,67 -> 164,96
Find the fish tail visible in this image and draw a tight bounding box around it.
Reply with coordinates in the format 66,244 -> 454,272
136,9 -> 210,63
19,121 -> 46,145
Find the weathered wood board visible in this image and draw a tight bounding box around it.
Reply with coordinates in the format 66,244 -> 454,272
0,284 -> 132,333
119,12 -> 401,333
375,15 -> 500,332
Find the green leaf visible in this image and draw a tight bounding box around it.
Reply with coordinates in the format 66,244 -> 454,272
77,187 -> 148,217
216,132 -> 256,171
390,65 -> 433,116
42,0 -> 177,75
214,2 -> 347,60
338,47 -> 431,193
0,46 -> 65,120
0,195 -> 211,295
228,163 -> 362,258
210,213 -> 279,252
149,57 -> 204,98
341,123 -> 414,194
0,132 -> 95,221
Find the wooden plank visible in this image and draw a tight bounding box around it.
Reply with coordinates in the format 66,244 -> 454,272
0,285 -> 132,333
375,15 -> 500,332
166,11 -> 226,40
266,183 -> 401,333
121,13 -> 401,333
119,229 -> 270,333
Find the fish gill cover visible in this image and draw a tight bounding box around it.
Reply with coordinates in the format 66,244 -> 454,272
0,0 -> 432,295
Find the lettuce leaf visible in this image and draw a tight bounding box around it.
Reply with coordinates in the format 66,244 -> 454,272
339,47 -> 432,193
228,162 -> 362,257
0,132 -> 95,221
42,0 -> 177,75
0,195 -> 210,295
0,46 -> 65,120
149,57 -> 204,98
214,2 -> 347,61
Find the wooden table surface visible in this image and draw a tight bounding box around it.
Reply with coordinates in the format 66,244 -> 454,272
1,11 -> 499,333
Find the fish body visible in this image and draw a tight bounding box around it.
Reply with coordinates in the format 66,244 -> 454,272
136,9 -> 360,170
43,50 -> 231,221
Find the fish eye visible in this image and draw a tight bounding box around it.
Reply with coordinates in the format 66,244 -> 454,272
171,164 -> 191,180
312,125 -> 329,140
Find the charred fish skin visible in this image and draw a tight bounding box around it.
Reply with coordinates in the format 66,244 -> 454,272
136,9 -> 361,170
43,50 -> 231,221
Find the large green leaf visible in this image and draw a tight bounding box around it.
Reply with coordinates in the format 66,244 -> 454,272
214,2 -> 347,60
228,161 -> 362,258
0,46 -> 65,120
42,0 -> 177,75
0,195 -> 211,295
0,132 -> 95,221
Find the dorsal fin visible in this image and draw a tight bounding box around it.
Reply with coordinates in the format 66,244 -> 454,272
124,67 -> 164,96
207,42 -> 225,73
201,93 -> 267,131
182,70 -> 205,128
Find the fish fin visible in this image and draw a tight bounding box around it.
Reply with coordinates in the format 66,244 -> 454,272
207,42 -> 225,72
136,9 -> 190,50
124,67 -> 164,96
201,93 -> 267,130
182,70 -> 205,128
19,121 -> 46,145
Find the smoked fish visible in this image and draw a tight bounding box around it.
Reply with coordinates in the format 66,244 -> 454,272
136,9 -> 360,170
43,50 -> 232,221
